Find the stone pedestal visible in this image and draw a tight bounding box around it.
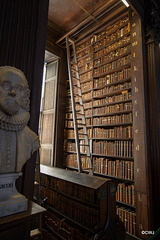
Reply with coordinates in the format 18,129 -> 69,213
0,173 -> 28,217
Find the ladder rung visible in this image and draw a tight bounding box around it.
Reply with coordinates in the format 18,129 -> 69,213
75,102 -> 83,105
72,76 -> 80,80
77,123 -> 86,126
76,112 -> 85,115
71,61 -> 78,65
82,168 -> 93,170
74,94 -> 82,97
73,84 -> 81,88
79,133 -> 88,135
79,144 -> 90,146
72,69 -> 78,73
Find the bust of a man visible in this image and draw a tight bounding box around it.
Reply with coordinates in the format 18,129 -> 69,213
0,66 -> 40,174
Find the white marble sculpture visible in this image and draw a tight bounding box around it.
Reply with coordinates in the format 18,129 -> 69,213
0,66 -> 40,217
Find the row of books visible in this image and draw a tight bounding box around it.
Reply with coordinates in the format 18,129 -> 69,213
79,62 -> 93,73
77,46 -> 93,59
64,141 -> 89,153
94,45 -> 130,67
42,229 -> 57,240
116,183 -> 135,206
82,91 -> 92,100
94,24 -> 130,52
93,90 -> 132,106
85,109 -> 92,116
93,81 -> 132,97
77,54 -> 93,67
94,16 -> 129,41
58,194 -> 99,228
93,157 -> 134,180
64,128 -> 92,138
92,102 -> 132,115
64,125 -> 132,139
44,211 -> 90,240
117,206 -> 136,235
44,211 -> 74,240
81,81 -> 92,91
76,16 -> 129,54
93,113 -> 132,125
92,126 -> 133,138
79,65 -> 131,83
93,68 -> 131,87
65,91 -> 132,113
94,55 -> 131,76
80,69 -> 92,81
84,101 -> 92,109
94,35 -> 130,58
92,140 -> 133,157
40,174 -> 96,205
76,25 -> 130,61
65,154 -> 90,169
76,38 -> 93,53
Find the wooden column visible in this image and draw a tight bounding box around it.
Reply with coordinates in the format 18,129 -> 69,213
145,36 -> 160,231
130,11 -> 152,239
0,0 -> 49,199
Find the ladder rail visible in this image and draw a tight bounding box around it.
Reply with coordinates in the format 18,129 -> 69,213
66,37 -> 93,174
66,37 -> 82,173
72,39 -> 93,171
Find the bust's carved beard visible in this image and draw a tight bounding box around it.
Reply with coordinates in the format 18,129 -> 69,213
0,101 -> 20,116
0,107 -> 30,131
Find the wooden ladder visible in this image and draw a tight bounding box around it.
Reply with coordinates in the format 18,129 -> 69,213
66,37 -> 93,175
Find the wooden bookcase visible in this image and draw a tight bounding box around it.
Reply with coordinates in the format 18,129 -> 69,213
40,165 -> 124,240
63,10 -> 148,240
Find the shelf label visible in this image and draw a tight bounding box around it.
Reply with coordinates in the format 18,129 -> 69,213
135,129 -> 139,134
132,23 -> 136,27
135,87 -> 138,93
132,41 -> 138,47
134,100 -> 138,104
137,168 -> 141,173
136,144 -> 140,150
132,32 -> 137,37
135,111 -> 138,117
138,194 -> 142,202
134,66 -> 138,71
133,52 -> 136,58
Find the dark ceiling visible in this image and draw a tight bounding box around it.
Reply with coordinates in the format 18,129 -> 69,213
48,0 -> 114,32
47,0 -> 127,46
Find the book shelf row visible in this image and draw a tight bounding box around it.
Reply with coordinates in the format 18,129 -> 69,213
40,174 -> 96,205
64,126 -> 133,139
76,15 -> 129,53
117,206 -> 136,236
44,211 -> 90,240
41,185 -> 98,229
93,81 -> 131,97
93,140 -> 133,157
93,157 -> 134,181
94,45 -> 131,67
93,54 -> 131,76
93,69 -> 131,87
116,183 -> 135,207
76,22 -> 130,60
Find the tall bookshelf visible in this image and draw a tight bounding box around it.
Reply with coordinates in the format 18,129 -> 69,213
63,11 -> 147,239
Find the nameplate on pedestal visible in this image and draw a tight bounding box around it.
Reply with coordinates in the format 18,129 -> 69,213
0,172 -> 28,218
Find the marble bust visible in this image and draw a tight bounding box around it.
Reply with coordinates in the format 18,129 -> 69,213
0,66 -> 40,173
0,66 -> 40,217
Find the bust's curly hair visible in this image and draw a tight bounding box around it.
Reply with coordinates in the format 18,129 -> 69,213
0,66 -> 30,112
